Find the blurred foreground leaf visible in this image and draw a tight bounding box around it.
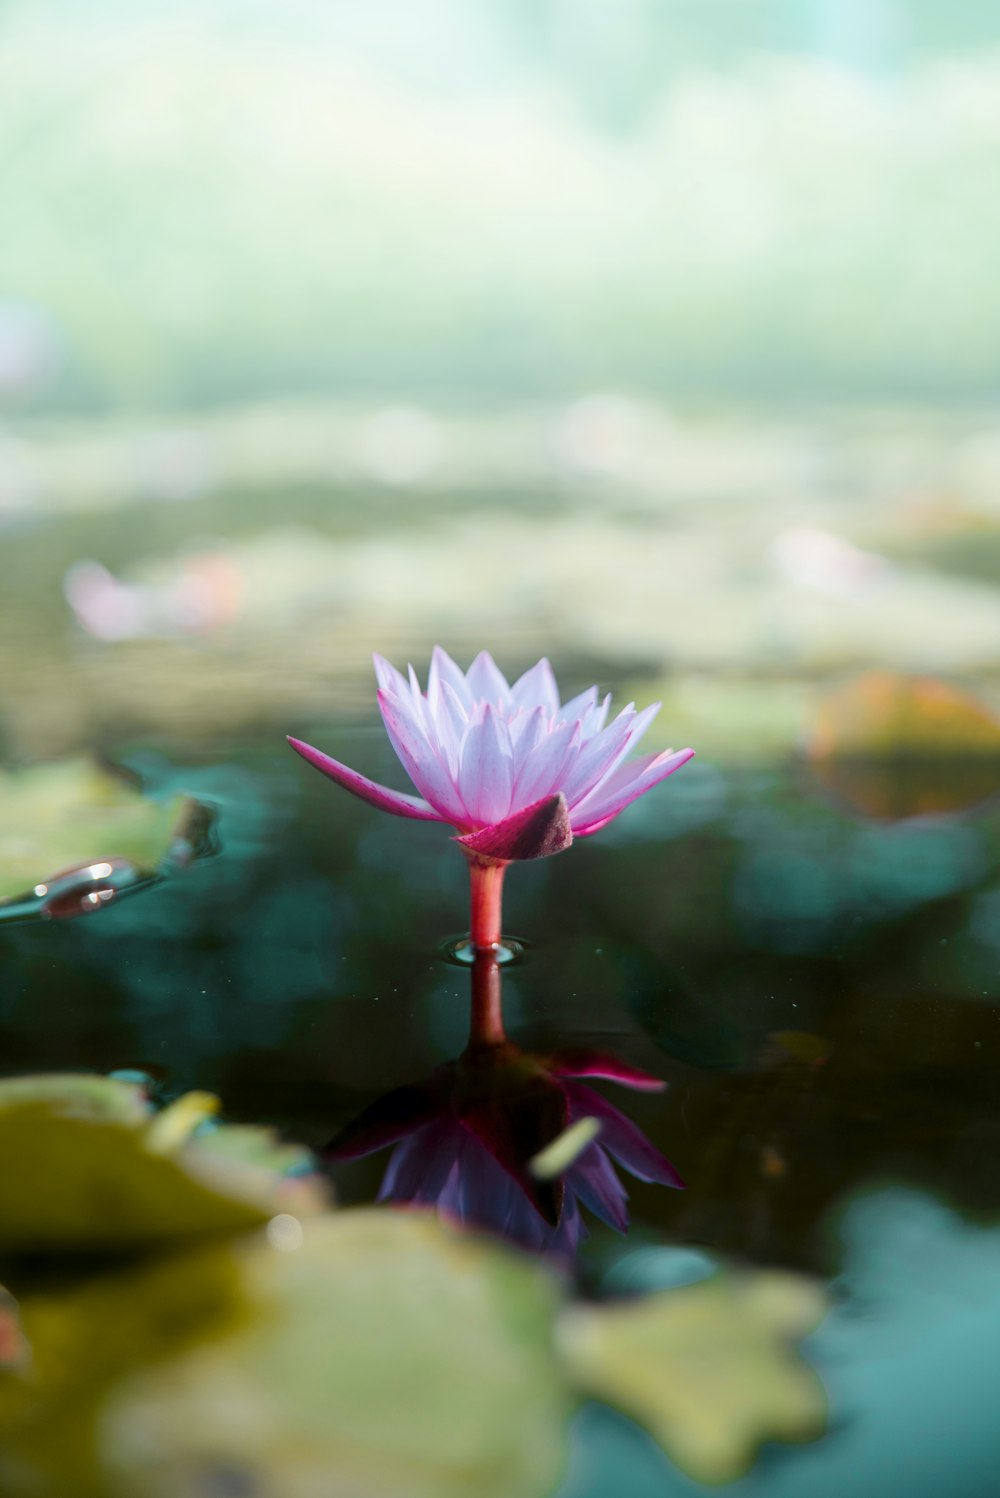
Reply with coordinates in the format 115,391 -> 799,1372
0,758 -> 199,904
0,1078 -> 827,1492
0,1074 -> 326,1252
557,1270 -> 827,1484
0,1212 -> 570,1498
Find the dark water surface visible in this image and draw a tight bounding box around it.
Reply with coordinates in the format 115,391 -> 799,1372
3,730 -> 999,1279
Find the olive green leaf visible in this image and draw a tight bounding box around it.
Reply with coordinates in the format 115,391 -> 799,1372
1,1211 -> 571,1498
0,1074 -> 327,1252
0,758 -> 204,904
556,1269 -> 827,1484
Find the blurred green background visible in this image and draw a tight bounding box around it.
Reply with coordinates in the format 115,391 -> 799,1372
2,0 -> 1000,758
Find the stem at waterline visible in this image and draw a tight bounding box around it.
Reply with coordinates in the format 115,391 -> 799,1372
467,857 -> 507,953
469,947 -> 506,1048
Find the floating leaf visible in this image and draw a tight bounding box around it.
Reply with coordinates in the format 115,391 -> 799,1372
807,673 -> 1000,817
810,672 -> 1000,760
0,1074 -> 326,1252
557,1269 -> 827,1484
0,758 -> 207,907
0,1212 -> 571,1498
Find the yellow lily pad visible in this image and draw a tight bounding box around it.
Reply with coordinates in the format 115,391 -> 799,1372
807,672 -> 1000,817
0,1074 -> 327,1252
809,672 -> 1000,761
557,1269 -> 827,1484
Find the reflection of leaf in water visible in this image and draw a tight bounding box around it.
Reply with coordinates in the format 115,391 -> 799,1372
557,1270 -> 827,1484
0,758 -> 206,905
0,1213 -> 571,1498
0,1074 -> 326,1252
808,672 -> 1000,818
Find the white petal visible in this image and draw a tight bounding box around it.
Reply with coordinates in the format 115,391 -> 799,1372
509,658 -> 559,716
458,703 -> 513,824
559,685 -> 598,724
571,748 -> 694,833
509,703 -> 547,755
564,702 -> 661,809
581,693 -> 612,738
510,719 -> 581,809
428,646 -> 472,716
373,652 -> 409,697
465,650 -> 510,705
378,690 -> 469,824
432,680 -> 470,775
561,705 -> 637,806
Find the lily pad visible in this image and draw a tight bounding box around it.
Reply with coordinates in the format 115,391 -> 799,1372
0,1074 -> 327,1252
809,672 -> 1000,761
556,1269 -> 827,1484
0,758 -> 201,905
0,1211 -> 571,1498
807,673 -> 1000,818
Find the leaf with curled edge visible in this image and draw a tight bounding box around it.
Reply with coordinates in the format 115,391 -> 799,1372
556,1269 -> 827,1484
0,1074 -> 327,1253
0,758 -> 209,908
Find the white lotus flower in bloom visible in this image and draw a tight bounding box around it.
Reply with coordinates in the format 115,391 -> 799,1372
288,648 -> 693,863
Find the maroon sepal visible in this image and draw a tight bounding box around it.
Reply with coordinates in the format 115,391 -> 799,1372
455,793 -> 573,863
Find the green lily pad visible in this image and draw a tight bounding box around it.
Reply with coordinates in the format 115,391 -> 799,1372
0,1074 -> 327,1252
0,1211 -> 571,1498
0,758 -> 197,903
556,1269 -> 827,1484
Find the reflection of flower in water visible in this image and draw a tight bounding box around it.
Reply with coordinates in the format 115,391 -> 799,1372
330,1041 -> 684,1257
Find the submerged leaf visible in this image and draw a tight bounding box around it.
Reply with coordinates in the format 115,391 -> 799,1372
557,1269 -> 827,1484
0,1074 -> 326,1252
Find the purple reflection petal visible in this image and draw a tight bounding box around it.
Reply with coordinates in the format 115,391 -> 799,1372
569,1144 -> 630,1233
565,1083 -> 685,1188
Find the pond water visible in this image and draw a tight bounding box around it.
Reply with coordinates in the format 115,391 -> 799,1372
3,716 -> 1000,1494
4,731 -> 999,1275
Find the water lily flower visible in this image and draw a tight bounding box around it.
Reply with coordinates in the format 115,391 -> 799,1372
289,648 -> 693,948
328,1040 -> 685,1258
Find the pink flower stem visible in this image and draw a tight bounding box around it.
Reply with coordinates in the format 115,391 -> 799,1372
467,856 -> 507,953
465,856 -> 509,1048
